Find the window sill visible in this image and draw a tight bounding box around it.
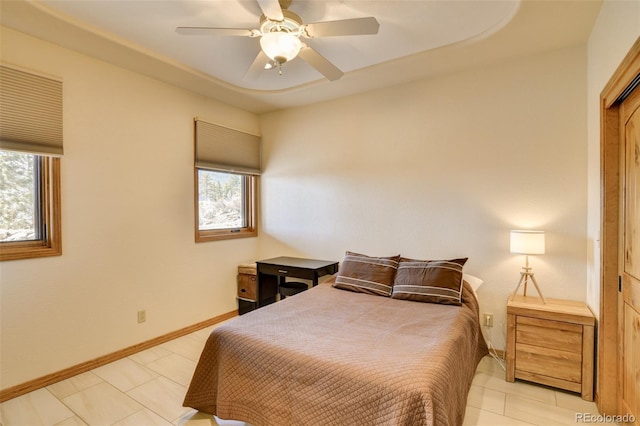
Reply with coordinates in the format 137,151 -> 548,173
196,228 -> 257,242
0,241 -> 62,261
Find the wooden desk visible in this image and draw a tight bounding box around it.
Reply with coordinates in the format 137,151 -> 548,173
506,296 -> 595,401
255,256 -> 339,309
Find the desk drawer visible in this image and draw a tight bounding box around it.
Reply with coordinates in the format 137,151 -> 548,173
258,263 -> 315,280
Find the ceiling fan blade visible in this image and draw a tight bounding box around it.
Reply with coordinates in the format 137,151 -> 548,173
176,27 -> 254,37
244,51 -> 270,80
304,17 -> 379,38
298,47 -> 344,81
256,0 -> 284,21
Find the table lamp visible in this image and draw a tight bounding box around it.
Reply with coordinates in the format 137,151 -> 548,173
510,230 -> 546,303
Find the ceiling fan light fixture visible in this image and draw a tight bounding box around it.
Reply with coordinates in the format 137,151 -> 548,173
260,31 -> 301,64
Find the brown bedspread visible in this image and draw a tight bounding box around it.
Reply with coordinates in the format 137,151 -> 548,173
184,279 -> 488,426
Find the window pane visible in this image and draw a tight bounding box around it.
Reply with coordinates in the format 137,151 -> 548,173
198,170 -> 245,230
0,151 -> 39,242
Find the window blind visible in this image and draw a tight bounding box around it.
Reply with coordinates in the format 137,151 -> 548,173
195,119 -> 261,175
0,65 -> 63,156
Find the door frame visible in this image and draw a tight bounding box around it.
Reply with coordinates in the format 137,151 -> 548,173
598,36 -> 640,415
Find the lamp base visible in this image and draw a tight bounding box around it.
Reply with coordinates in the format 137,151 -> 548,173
510,267 -> 546,304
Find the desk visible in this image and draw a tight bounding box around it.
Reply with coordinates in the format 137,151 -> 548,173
255,256 -> 339,309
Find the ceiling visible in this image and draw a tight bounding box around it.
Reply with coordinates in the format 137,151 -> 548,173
0,0 -> 602,114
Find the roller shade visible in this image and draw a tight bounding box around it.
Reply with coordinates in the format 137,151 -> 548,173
0,65 -> 63,156
195,119 -> 261,175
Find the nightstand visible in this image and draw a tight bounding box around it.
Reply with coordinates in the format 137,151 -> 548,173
237,263 -> 257,315
506,296 -> 595,401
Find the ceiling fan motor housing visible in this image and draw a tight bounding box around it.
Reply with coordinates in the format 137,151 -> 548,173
260,9 -> 303,34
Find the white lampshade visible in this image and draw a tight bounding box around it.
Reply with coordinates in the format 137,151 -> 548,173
260,32 -> 301,63
510,230 -> 545,255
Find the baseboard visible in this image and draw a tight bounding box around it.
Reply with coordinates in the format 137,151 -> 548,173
0,310 -> 238,403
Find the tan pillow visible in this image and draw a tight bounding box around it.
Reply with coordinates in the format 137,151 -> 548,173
391,257 -> 468,305
333,251 -> 400,296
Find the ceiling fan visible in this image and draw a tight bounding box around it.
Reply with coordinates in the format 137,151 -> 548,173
176,0 -> 379,81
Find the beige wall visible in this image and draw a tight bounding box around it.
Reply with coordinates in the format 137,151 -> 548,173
585,0 -> 640,319
259,45 -> 588,350
0,27 -> 260,389
3,0 -> 638,392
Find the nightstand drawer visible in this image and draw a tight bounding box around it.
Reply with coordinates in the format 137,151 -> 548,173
516,342 -> 582,382
238,273 -> 257,301
516,316 -> 582,353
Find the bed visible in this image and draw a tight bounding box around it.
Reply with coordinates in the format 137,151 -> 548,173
183,254 -> 488,426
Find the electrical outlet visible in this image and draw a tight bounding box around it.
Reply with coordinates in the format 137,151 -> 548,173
137,310 -> 146,323
484,313 -> 494,327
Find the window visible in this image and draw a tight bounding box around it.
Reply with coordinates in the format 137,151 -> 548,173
0,65 -> 63,260
196,170 -> 257,241
0,151 -> 61,260
194,119 -> 260,242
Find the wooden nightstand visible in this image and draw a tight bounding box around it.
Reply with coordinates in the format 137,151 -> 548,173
237,263 -> 257,315
506,296 -> 595,401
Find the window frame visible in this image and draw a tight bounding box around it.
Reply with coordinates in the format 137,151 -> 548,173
194,168 -> 258,242
0,155 -> 62,261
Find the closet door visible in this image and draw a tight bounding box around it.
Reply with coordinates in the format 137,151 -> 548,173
619,83 -> 640,425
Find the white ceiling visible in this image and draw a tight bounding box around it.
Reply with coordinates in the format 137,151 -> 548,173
0,0 -> 602,114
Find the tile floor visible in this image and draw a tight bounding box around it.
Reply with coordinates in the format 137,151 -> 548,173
1,321 -> 606,426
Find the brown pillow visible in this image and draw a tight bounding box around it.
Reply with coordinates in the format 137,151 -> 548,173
333,251 -> 400,296
391,257 -> 468,305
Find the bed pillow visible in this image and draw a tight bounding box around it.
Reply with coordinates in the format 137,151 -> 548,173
463,274 -> 483,292
333,251 -> 401,296
391,257 -> 468,305
463,274 -> 483,302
